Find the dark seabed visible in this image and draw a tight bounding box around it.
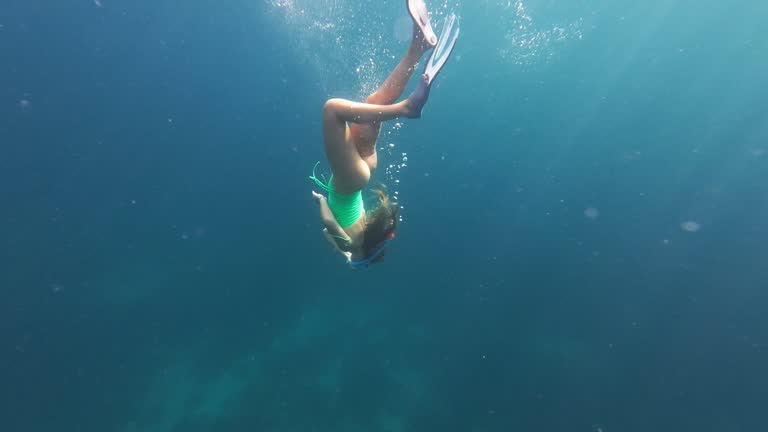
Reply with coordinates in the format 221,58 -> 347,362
2,0 -> 768,431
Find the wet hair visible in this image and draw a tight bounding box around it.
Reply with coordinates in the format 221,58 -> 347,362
361,189 -> 399,265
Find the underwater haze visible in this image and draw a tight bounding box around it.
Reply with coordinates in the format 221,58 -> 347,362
2,0 -> 768,431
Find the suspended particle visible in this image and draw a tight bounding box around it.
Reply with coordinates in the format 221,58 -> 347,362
680,221 -> 701,232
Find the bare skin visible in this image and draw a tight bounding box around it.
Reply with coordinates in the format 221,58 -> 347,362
312,18 -> 436,260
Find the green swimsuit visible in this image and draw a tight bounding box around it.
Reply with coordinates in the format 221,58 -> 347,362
310,162 -> 364,228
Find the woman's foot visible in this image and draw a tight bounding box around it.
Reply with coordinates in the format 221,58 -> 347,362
403,74 -> 431,119
412,23 -> 436,55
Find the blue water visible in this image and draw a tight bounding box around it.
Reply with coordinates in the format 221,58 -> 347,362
2,0 -> 767,431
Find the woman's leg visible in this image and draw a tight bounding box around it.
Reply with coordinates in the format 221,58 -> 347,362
322,97 -> 414,193
323,12 -> 436,193
349,26 -> 434,156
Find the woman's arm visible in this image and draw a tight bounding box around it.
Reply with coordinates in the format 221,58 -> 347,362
312,190 -> 351,241
322,228 -> 352,263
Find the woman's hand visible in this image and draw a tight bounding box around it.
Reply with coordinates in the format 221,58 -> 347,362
312,190 -> 326,204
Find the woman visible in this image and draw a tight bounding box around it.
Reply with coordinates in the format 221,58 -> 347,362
311,0 -> 459,268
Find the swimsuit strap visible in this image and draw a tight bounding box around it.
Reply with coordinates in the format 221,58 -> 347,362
309,161 -> 330,192
330,233 -> 351,243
